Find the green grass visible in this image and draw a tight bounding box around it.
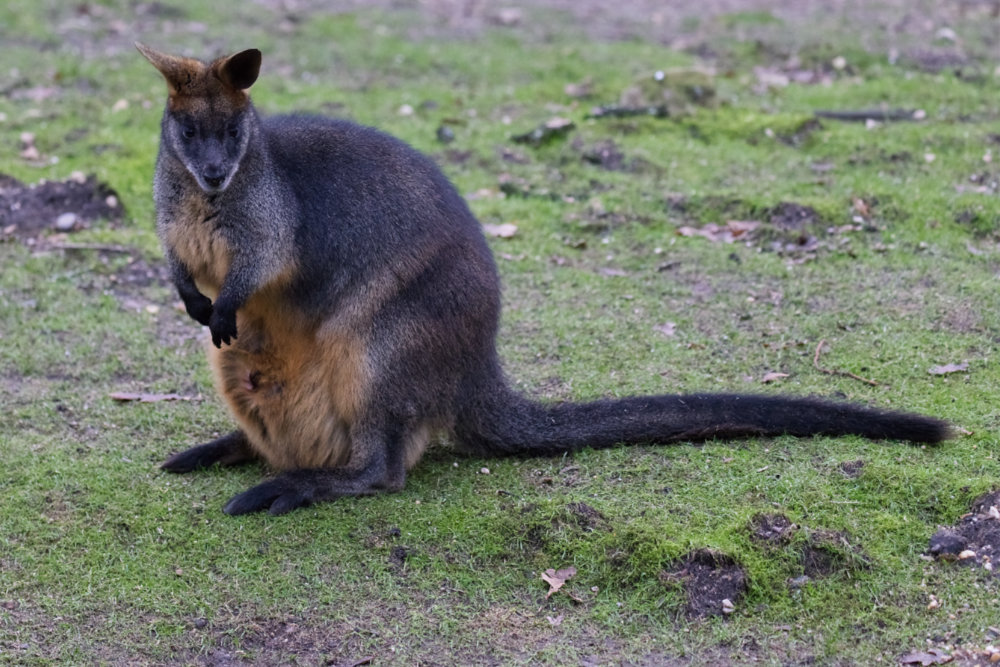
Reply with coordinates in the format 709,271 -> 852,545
2,0 -> 1000,664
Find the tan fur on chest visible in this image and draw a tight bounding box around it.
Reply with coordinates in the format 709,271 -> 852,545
163,193 -> 231,296
208,296 -> 372,471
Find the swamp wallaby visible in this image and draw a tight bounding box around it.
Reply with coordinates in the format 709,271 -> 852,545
137,43 -> 952,516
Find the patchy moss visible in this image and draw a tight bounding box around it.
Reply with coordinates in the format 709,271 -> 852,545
2,0 -> 1000,665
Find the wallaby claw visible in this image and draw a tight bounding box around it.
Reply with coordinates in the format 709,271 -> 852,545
223,478 -> 310,515
209,309 -> 238,348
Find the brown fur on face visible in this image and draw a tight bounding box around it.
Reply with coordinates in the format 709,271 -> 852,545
135,42 -> 258,114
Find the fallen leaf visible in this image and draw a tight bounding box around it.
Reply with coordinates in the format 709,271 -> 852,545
677,220 -> 760,243
564,78 -> 593,98
761,372 -> 789,384
654,322 -> 677,337
541,566 -> 577,599
546,614 -> 564,626
852,197 -> 870,219
482,222 -> 517,238
598,267 -> 627,277
928,362 -> 969,375
899,649 -> 953,665
110,392 -> 198,403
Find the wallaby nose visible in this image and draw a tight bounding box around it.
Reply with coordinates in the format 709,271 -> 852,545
202,166 -> 226,190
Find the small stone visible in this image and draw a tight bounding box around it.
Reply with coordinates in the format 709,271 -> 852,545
55,212 -> 78,230
721,598 -> 735,614
436,125 -> 455,144
958,549 -> 977,560
479,467 -> 490,475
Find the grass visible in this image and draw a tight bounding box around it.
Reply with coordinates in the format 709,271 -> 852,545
2,0 -> 1000,664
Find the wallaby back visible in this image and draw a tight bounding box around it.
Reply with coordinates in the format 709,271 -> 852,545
139,44 -> 953,516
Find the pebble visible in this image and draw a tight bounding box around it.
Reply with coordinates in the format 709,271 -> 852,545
55,212 -> 78,230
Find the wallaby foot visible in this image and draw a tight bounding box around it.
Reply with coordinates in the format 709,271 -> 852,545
223,465 -> 404,516
162,430 -> 257,473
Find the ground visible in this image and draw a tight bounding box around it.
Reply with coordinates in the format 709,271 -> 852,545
2,0 -> 1000,665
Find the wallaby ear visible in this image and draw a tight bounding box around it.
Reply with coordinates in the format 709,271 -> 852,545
135,42 -> 202,96
214,49 -> 262,91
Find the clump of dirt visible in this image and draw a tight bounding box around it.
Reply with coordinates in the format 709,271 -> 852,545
748,512 -> 797,545
566,501 -> 608,532
838,460 -> 865,478
927,489 -> 1000,573
659,549 -> 747,618
767,201 -> 819,230
0,172 -> 124,239
745,514 -> 869,581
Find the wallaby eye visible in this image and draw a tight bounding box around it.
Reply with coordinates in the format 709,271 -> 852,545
228,125 -> 240,139
181,125 -> 196,139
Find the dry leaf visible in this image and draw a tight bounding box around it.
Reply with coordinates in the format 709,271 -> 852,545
598,267 -> 627,277
677,220 -> 760,243
541,566 -> 577,599
928,362 -> 969,376
899,649 -> 953,666
546,614 -> 564,626
483,223 -> 517,238
761,372 -> 789,384
110,392 -> 197,403
654,322 -> 677,337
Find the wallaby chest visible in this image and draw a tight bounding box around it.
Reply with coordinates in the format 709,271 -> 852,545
159,187 -> 234,297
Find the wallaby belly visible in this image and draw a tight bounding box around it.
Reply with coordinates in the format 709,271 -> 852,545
207,298 -> 370,471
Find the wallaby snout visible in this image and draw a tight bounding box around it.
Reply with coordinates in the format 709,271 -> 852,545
202,166 -> 228,191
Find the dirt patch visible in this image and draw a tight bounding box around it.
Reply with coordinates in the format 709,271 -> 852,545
748,512 -> 797,545
800,529 -> 870,578
660,549 -> 747,618
838,460 -> 865,478
567,501 -> 608,531
0,172 -> 124,240
927,489 -> 1000,573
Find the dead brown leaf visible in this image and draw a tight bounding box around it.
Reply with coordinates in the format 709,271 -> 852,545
928,362 -> 969,376
761,372 -> 789,384
541,566 -> 577,599
677,220 -> 760,243
899,648 -> 953,665
654,322 -> 677,337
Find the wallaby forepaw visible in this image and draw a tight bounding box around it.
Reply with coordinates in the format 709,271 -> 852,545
209,309 -> 238,348
223,479 -> 310,516
183,293 -> 214,327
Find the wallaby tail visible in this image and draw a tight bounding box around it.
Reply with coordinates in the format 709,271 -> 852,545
454,380 -> 952,457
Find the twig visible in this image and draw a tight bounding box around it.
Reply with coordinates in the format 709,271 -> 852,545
47,241 -> 134,253
814,109 -> 919,123
812,340 -> 879,386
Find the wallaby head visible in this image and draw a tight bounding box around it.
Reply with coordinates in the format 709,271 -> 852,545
136,42 -> 262,194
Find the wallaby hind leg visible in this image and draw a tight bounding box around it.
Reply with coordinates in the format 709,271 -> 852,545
222,422 -> 409,516
162,430 -> 257,473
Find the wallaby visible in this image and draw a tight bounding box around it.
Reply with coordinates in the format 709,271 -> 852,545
137,43 -> 952,516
